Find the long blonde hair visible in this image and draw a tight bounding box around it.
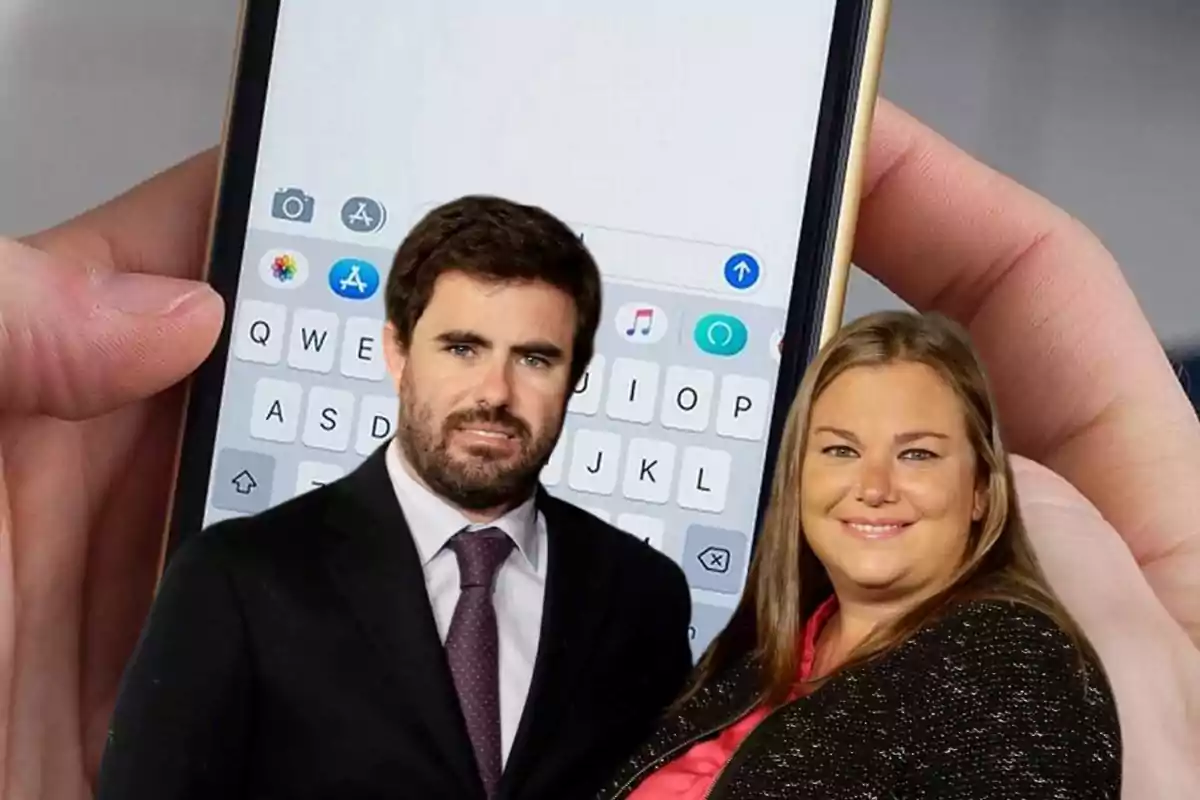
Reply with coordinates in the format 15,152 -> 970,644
690,310 -> 1091,705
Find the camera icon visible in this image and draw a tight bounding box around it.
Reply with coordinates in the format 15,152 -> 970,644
271,187 -> 315,223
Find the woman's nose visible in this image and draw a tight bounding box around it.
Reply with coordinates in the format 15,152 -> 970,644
856,460 -> 894,505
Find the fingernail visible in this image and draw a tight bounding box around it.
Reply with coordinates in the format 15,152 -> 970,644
97,272 -> 210,315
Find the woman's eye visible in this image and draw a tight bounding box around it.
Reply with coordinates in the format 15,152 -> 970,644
901,448 -> 939,461
821,445 -> 857,458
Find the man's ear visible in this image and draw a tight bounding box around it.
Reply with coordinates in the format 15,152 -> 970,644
382,321 -> 407,392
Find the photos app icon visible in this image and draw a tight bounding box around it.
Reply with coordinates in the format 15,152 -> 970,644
258,248 -> 310,289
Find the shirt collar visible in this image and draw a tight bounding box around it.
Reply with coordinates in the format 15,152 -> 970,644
798,594 -> 839,681
384,437 -> 541,570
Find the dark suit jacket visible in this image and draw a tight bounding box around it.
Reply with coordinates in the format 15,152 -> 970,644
96,446 -> 694,800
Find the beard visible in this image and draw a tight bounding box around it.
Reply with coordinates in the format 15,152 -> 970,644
395,373 -> 560,511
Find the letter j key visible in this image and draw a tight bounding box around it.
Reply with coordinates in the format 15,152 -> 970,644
567,428 -> 622,495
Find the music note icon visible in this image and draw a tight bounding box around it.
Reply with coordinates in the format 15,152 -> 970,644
626,307 -> 654,337
614,301 -> 668,344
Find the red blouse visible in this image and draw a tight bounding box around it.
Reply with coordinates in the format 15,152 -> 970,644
627,597 -> 838,800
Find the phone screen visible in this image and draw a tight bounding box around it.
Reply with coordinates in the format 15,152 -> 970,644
176,0 -> 879,659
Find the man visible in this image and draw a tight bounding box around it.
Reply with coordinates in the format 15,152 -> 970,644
95,196 -> 695,800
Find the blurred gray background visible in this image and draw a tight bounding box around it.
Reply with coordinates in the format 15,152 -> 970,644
1,0 -> 1197,348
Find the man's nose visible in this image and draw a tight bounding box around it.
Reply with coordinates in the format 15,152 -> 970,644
476,358 -> 514,406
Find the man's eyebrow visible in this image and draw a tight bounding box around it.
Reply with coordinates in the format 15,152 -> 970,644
512,340 -> 566,360
435,330 -> 491,347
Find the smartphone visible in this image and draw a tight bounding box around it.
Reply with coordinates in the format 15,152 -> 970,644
166,0 -> 891,660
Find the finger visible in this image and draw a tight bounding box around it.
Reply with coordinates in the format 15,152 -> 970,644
854,98 -> 1200,641
22,147 -> 220,281
1012,458 -> 1200,796
81,385 -> 191,780
0,237 -> 223,419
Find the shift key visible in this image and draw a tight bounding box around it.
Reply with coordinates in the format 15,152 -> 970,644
212,448 -> 277,514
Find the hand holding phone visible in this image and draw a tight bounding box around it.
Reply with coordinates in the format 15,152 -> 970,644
0,152 -> 226,797
1,13 -> 1195,799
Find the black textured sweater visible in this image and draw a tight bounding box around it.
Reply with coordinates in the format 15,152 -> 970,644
598,599 -> 1121,799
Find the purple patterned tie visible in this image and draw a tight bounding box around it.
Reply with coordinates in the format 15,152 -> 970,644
445,528 -> 514,797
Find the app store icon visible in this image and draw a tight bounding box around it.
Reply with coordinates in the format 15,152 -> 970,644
328,258 -> 380,300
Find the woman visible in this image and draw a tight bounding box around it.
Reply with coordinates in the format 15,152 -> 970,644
600,310 -> 1122,799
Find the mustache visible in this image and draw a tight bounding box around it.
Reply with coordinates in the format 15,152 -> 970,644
444,405 -> 531,439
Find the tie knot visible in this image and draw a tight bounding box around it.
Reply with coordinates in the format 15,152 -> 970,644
448,528 -> 515,589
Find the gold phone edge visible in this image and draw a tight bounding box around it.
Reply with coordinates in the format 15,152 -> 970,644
155,0 -> 250,584
818,0 -> 891,347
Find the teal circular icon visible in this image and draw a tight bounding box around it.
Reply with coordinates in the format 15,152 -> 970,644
693,313 -> 748,356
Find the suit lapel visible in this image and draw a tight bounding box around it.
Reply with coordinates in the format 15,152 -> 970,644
501,490 -> 618,793
320,446 -> 483,799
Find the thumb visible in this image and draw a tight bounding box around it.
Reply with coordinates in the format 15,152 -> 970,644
0,237 -> 224,420
1012,457 -> 1200,796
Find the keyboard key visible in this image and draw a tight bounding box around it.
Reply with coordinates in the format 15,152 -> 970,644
688,603 -> 735,661
681,524 -> 749,595
287,308 -> 340,373
716,375 -> 772,441
211,448 -> 277,513
616,512 -> 665,552
355,394 -> 397,455
567,428 -> 622,495
677,446 -> 732,513
605,358 -> 660,424
233,299 -> 287,365
294,460 -> 345,497
250,378 -> 303,442
583,506 -> 612,523
340,316 -> 387,381
302,386 -> 356,451
621,438 -> 676,504
660,366 -> 715,432
541,430 -> 568,487
568,355 -> 605,416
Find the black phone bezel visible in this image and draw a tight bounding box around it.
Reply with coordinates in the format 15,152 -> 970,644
165,0 -> 879,562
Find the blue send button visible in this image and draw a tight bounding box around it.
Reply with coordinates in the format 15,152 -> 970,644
693,313 -> 747,357
328,258 -> 380,300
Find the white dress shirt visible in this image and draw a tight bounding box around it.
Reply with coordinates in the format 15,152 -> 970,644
384,438 -> 547,765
